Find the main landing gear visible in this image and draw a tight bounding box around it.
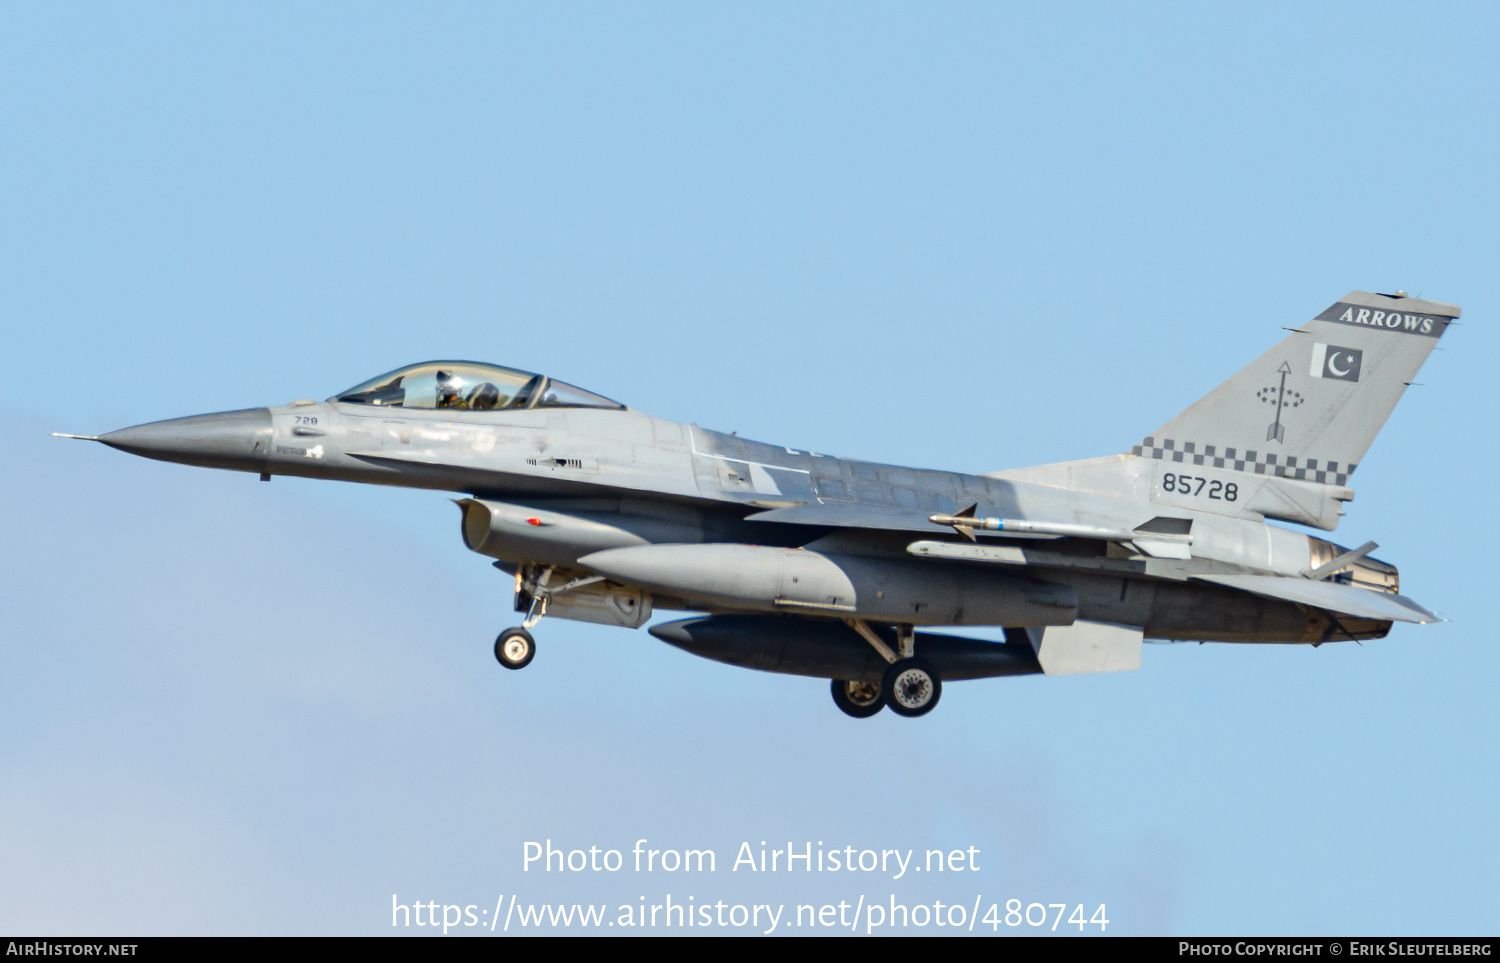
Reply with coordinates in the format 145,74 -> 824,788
882,657 -> 941,717
833,620 -> 943,718
831,679 -> 884,717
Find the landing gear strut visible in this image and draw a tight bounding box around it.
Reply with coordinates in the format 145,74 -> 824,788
839,619 -> 943,718
493,564 -> 610,672
492,568 -> 551,670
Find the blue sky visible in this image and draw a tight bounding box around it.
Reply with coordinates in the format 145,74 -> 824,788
1,2 -> 1496,935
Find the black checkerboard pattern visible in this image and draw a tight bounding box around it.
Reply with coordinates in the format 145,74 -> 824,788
1130,437 -> 1354,486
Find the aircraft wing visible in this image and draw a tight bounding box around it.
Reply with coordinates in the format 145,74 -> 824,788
1189,574 -> 1439,624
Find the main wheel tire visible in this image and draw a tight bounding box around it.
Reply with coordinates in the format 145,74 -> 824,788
831,679 -> 884,718
494,628 -> 535,670
882,658 -> 941,717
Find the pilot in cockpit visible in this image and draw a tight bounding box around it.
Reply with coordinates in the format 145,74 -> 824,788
436,369 -> 507,410
336,361 -> 625,413
435,370 -> 466,409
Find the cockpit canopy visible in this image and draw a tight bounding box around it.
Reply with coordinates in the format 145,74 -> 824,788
334,362 -> 624,412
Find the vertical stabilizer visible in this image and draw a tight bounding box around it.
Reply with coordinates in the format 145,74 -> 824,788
992,291 -> 1459,530
1132,291 -> 1458,487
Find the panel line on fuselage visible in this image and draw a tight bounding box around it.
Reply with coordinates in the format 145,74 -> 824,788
687,425 -> 814,475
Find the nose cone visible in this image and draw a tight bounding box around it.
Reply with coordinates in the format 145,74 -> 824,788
100,408 -> 273,472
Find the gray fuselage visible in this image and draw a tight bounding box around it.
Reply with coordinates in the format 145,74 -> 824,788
102,396 -> 1389,645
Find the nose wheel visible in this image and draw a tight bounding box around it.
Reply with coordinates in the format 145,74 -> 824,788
494,627 -> 536,670
493,566 -> 556,671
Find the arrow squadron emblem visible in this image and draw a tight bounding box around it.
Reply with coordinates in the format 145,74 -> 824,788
1257,361 -> 1303,443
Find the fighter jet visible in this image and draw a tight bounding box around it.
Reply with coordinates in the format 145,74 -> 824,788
57,291 -> 1454,718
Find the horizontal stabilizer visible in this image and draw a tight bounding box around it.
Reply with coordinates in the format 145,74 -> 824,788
1191,574 -> 1437,624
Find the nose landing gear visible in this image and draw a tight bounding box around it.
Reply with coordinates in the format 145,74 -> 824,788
494,627 -> 536,669
492,565 -> 551,671
492,564 -> 610,671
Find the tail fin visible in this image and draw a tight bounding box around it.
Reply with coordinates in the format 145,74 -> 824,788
993,291 -> 1459,530
1133,291 -> 1458,486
